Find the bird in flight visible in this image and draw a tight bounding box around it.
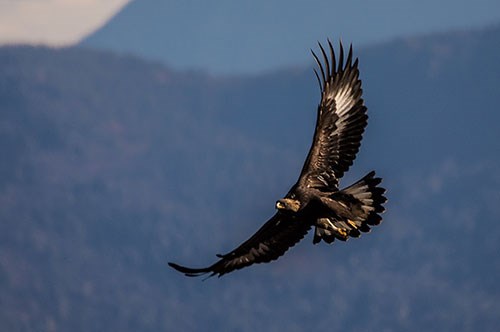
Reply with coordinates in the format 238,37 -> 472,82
168,40 -> 386,278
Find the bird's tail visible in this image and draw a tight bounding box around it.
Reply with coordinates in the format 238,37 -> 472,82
313,171 -> 386,244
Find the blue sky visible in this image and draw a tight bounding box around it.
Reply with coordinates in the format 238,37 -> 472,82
1,0 -> 500,46
79,0 -> 500,74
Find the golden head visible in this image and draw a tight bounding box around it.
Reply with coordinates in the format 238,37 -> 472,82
275,198 -> 301,212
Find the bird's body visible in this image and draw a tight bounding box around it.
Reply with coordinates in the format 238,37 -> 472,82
168,41 -> 387,278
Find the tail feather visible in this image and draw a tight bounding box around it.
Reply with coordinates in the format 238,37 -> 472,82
313,171 -> 387,244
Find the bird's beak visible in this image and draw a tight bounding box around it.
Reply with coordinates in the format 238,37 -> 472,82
276,201 -> 285,210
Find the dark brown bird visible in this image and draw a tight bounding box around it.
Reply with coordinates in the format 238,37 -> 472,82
168,40 -> 386,277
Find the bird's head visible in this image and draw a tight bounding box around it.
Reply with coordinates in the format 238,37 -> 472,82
275,198 -> 301,213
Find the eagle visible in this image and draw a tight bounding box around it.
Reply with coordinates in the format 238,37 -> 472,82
168,40 -> 386,277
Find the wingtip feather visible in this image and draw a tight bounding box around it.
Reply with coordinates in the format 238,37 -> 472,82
338,40 -> 344,72
168,262 -> 213,277
311,49 -> 326,88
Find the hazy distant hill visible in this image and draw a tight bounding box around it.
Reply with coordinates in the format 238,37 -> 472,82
1,25 -> 500,331
80,0 -> 500,74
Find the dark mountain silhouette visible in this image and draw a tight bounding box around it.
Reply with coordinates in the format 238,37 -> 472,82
80,0 -> 500,74
1,24 -> 500,331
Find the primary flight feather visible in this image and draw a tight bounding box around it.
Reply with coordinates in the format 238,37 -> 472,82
168,40 -> 386,277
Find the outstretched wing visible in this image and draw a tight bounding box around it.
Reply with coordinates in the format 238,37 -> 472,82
298,41 -> 367,190
168,213 -> 311,277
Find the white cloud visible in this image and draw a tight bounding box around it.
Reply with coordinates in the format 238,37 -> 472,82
0,0 -> 130,45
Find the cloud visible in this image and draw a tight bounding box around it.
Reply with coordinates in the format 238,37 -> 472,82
0,0 -> 130,45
